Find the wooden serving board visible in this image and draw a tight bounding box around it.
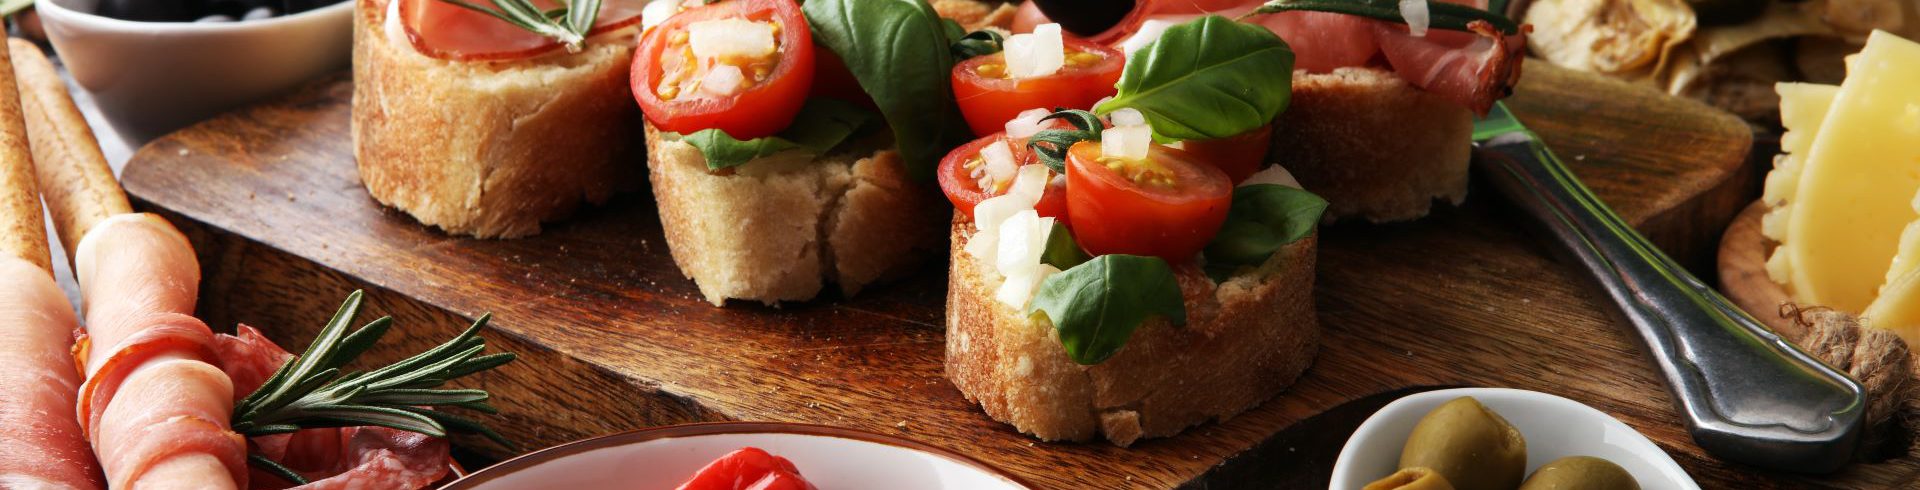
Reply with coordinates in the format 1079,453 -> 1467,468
119,62 -> 1916,488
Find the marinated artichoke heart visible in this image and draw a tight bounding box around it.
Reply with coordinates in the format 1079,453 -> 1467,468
1524,0 -> 1697,79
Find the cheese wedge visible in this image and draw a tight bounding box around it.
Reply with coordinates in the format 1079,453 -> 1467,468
1759,82 -> 1837,286
1865,267 -> 1920,344
1766,30 -> 1920,312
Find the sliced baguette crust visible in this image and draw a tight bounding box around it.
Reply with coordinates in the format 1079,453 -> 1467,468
1274,67 -> 1472,223
644,123 -> 944,306
352,0 -> 641,238
945,216 -> 1320,446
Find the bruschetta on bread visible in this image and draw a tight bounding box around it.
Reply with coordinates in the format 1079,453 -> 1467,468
1029,0 -> 1528,222
630,0 -> 1007,306
934,15 -> 1331,445
353,0 -> 645,238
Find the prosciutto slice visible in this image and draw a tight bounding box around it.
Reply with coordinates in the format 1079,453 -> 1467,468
392,0 -> 646,61
215,326 -> 452,490
73,214 -> 246,489
1089,0 -> 1527,114
0,257 -> 103,490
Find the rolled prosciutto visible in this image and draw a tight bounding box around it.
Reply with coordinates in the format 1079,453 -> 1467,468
215,326 -> 452,490
73,214 -> 246,489
0,257 -> 103,489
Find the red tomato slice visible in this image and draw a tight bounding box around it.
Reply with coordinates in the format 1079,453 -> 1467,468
677,447 -> 818,490
1065,141 -> 1231,261
938,133 -> 1069,223
952,38 -> 1123,137
399,0 -> 645,61
1177,123 -> 1273,184
631,0 -> 814,140
1010,0 -> 1049,34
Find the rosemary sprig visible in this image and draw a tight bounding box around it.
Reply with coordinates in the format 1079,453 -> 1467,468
439,0 -> 603,52
1247,0 -> 1522,35
1026,109 -> 1105,173
233,291 -> 518,484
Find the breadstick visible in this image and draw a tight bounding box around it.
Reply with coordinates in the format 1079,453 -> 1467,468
9,39 -> 128,258
0,40 -> 50,273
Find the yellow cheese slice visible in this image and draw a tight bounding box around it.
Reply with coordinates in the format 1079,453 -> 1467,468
1865,267 -> 1920,345
1761,83 -> 1839,287
1773,30 -> 1920,312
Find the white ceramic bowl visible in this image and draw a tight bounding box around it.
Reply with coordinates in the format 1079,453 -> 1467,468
37,0 -> 353,142
445,422 -> 1031,489
1331,388 -> 1698,490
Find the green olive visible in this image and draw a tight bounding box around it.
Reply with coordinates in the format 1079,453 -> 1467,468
1519,456 -> 1640,490
1399,397 -> 1527,490
1364,467 -> 1456,490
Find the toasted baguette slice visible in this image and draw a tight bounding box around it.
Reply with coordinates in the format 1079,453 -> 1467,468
1274,67 -> 1473,223
352,0 -> 642,238
643,123 -> 945,306
945,216 -> 1319,446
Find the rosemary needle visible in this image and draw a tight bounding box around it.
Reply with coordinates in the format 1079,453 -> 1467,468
232,291 -> 517,484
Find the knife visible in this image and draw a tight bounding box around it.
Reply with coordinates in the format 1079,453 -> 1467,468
1471,102 -> 1866,473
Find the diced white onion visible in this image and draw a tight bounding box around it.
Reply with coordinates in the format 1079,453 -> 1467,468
687,19 -> 777,60
995,211 -> 1053,277
1103,125 -> 1152,162
701,64 -> 746,96
968,165 -> 1053,263
641,0 -> 681,31
995,264 -> 1061,309
1005,163 -> 1050,203
1399,0 -> 1429,37
1242,165 -> 1303,188
1005,23 -> 1066,78
1120,19 -> 1174,58
982,140 -> 1019,185
1004,108 -> 1054,139
1109,107 -> 1147,127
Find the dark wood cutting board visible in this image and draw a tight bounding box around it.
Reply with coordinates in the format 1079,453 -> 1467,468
120,62 -> 1916,488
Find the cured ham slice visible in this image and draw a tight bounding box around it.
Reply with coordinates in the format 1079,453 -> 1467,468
1086,0 -> 1526,114
73,214 -> 246,490
397,0 -> 646,61
0,257 -> 103,490
216,326 -> 452,490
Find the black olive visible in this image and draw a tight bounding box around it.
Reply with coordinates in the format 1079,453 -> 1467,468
1029,0 -> 1136,37
203,0 -> 271,17
97,0 -> 202,22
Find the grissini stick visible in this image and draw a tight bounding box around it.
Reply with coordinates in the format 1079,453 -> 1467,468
12,40 -> 245,489
9,38 -> 127,258
0,39 -> 47,273
0,37 -> 104,489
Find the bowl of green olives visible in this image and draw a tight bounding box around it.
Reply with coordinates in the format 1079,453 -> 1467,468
1330,388 -> 1697,490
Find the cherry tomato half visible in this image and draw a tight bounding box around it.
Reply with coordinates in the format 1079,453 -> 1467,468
1065,141 -> 1231,262
632,0 -> 814,140
952,38 -> 1123,137
1177,123 -> 1274,184
676,447 -> 818,490
938,133 -> 1069,223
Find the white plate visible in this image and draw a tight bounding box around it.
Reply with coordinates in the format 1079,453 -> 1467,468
1330,388 -> 1698,490
446,422 -> 1030,490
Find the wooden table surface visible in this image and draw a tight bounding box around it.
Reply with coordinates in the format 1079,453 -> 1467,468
118,62 -> 1920,488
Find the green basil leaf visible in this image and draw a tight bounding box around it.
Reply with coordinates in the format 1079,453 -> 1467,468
805,0 -> 969,181
1094,16 -> 1295,142
677,98 -> 877,171
1027,254 -> 1186,365
950,29 -> 1006,61
681,131 -> 802,170
1202,184 -> 1328,281
1040,222 -> 1089,270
